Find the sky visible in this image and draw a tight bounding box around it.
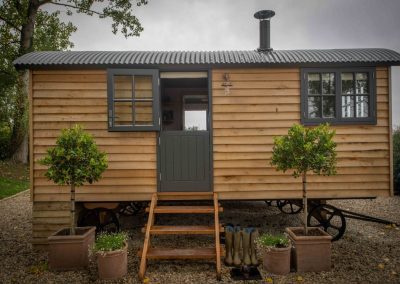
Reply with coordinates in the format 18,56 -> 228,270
50,0 -> 400,126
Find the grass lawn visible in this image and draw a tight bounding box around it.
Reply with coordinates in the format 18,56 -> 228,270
0,177 -> 29,199
0,160 -> 29,199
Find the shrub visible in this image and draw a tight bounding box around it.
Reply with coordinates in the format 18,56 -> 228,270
40,125 -> 108,234
271,123 -> 337,234
0,124 -> 11,160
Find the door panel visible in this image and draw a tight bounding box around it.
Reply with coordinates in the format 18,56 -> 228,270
160,131 -> 210,192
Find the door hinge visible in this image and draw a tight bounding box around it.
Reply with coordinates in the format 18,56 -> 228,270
158,136 -> 161,145
158,78 -> 160,86
159,172 -> 162,180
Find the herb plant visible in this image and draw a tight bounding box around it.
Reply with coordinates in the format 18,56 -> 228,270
257,233 -> 290,249
93,232 -> 128,253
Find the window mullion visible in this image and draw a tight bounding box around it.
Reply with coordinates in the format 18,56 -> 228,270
337,71 -> 341,121
132,75 -> 135,126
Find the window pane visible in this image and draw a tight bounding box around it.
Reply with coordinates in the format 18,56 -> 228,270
355,96 -> 369,117
342,96 -> 354,118
341,73 -> 354,94
356,73 -> 368,94
322,73 -> 335,94
135,101 -> 153,125
114,75 -> 132,99
114,102 -> 132,126
308,96 -> 321,118
184,110 -> 207,131
308,73 -> 321,95
135,76 -> 153,99
322,96 -> 335,118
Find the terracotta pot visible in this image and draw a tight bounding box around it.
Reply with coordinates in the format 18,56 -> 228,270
286,227 -> 332,272
48,226 -> 96,271
263,245 -> 291,275
97,242 -> 128,280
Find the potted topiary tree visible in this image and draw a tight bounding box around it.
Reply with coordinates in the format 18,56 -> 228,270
93,232 -> 129,280
40,125 -> 108,271
271,123 -> 337,272
257,233 -> 291,275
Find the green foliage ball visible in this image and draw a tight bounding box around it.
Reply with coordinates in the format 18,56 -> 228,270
271,123 -> 337,178
40,125 -> 108,186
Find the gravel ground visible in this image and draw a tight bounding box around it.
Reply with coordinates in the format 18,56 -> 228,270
0,192 -> 399,284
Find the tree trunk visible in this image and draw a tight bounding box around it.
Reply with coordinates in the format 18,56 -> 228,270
70,183 -> 76,235
10,0 -> 40,163
302,172 -> 308,235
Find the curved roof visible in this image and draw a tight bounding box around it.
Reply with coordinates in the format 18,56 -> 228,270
13,48 -> 400,69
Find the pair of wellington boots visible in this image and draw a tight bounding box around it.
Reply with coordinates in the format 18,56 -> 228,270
225,225 -> 259,267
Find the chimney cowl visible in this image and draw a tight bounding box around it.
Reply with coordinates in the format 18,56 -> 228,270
254,10 -> 275,52
254,10 -> 275,20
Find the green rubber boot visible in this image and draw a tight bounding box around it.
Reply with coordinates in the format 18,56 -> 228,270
224,225 -> 234,266
250,228 -> 259,266
233,226 -> 242,267
242,227 -> 252,266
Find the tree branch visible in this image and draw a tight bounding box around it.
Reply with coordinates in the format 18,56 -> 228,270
0,14 -> 21,32
48,1 -> 104,16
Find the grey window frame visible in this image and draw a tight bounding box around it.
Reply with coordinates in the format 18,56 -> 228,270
301,67 -> 376,125
107,69 -> 160,131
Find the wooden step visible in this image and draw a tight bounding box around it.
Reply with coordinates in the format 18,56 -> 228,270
141,225 -> 224,234
157,192 -> 213,201
146,205 -> 223,214
141,248 -> 221,260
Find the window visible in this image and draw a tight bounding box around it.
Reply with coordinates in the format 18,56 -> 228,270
301,68 -> 376,125
107,69 -> 159,131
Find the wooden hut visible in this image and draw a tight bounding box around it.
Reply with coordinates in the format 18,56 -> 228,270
13,10 -> 399,254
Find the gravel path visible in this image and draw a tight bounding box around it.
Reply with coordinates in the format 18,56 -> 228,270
0,192 -> 399,284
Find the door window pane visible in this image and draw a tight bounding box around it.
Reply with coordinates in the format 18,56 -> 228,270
356,73 -> 368,94
322,96 -> 335,118
308,96 -> 321,118
114,76 -> 132,99
308,73 -> 321,95
184,110 -> 207,131
342,96 -> 354,118
356,96 -> 369,117
114,102 -> 132,126
341,73 -> 354,94
322,73 -> 335,95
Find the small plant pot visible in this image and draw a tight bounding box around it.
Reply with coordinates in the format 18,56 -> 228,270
48,226 -> 96,271
262,245 -> 291,275
97,242 -> 128,280
286,227 -> 332,272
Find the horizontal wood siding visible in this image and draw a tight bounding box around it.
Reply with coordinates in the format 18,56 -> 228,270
31,70 -> 157,203
31,70 -> 156,246
212,67 -> 391,200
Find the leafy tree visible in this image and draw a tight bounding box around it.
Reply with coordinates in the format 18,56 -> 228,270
271,124 -> 337,234
0,0 -> 147,162
40,125 -> 108,235
394,126 -> 400,194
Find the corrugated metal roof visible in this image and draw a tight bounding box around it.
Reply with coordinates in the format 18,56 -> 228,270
13,48 -> 400,68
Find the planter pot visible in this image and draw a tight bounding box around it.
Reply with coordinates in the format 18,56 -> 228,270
48,226 -> 96,271
286,227 -> 332,272
262,245 -> 291,275
97,242 -> 128,280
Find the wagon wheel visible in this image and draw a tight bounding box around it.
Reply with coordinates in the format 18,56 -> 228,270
265,200 -> 280,207
119,202 -> 146,216
277,200 -> 303,214
307,204 -> 346,242
78,208 -> 120,233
